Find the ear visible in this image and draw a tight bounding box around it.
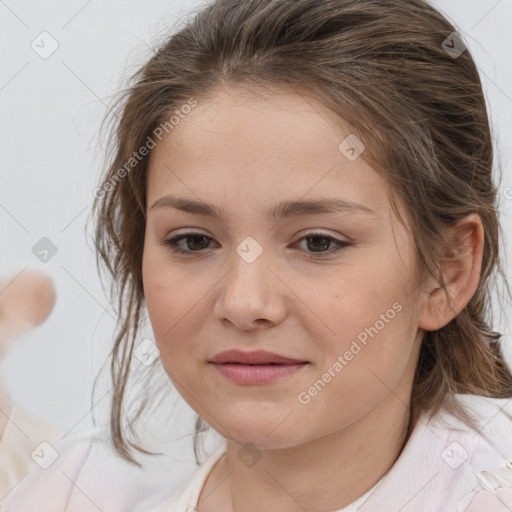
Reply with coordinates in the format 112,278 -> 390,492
418,213 -> 484,331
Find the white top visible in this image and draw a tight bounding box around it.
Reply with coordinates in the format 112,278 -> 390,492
0,404 -> 63,507
3,393 -> 512,511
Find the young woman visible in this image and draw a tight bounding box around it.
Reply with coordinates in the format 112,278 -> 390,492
3,0 -> 512,511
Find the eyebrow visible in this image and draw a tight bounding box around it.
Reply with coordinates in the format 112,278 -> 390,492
149,195 -> 376,221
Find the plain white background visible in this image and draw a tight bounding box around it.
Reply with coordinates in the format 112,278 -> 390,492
1,0 -> 512,451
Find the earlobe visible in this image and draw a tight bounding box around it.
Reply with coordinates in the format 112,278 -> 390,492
418,214 -> 484,332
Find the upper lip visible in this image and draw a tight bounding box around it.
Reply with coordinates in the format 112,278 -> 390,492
210,349 -> 307,365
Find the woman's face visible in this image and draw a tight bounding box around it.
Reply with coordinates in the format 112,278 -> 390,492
142,86 -> 427,449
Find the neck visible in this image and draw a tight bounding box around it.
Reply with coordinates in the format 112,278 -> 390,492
200,389 -> 413,512
233,397 -> 410,511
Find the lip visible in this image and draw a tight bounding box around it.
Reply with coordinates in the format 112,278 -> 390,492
209,350 -> 309,384
210,349 -> 307,365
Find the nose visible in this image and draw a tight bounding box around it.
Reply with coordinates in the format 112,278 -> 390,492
213,242 -> 288,331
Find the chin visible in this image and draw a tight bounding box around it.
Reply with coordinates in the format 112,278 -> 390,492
210,413 -> 307,451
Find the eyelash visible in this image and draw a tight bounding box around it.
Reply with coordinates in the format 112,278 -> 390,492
160,231 -> 351,258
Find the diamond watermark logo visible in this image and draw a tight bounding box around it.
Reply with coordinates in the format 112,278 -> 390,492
32,237 -> 58,263
442,32 -> 467,59
31,441 -> 59,469
441,441 -> 469,469
237,443 -> 263,468
338,134 -> 366,161
31,31 -> 59,59
236,236 -> 263,264
134,338 -> 160,366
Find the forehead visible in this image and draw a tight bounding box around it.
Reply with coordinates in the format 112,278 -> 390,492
152,85 -> 354,159
145,86 -> 394,217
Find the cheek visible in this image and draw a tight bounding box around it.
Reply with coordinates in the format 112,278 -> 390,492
320,264 -> 413,344
143,249 -> 184,342
314,259 -> 419,389
340,306 -> 418,406
142,248 -> 211,369
297,305 -> 419,438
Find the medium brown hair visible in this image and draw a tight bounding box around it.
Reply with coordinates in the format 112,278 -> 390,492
89,0 -> 512,466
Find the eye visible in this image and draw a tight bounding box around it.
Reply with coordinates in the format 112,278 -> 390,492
160,230 -> 350,257
161,232 -> 217,255
293,231 -> 351,257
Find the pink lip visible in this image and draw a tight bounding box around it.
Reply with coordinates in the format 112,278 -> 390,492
210,349 -> 306,365
209,350 -> 308,384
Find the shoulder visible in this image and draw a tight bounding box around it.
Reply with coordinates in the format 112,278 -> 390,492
429,394 -> 512,470
439,394 -> 512,511
0,404 -> 64,506
1,428 -> 96,511
360,394 -> 512,512
1,427 -> 198,512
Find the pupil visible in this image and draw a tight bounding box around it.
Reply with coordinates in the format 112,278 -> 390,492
188,235 -> 208,250
307,236 -> 330,252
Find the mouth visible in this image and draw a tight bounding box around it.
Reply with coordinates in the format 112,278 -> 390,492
209,349 -> 309,384
210,349 -> 307,365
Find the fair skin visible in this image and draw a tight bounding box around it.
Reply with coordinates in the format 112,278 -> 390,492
142,86 -> 484,511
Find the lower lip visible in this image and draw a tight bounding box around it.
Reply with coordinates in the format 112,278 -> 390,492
210,363 -> 307,384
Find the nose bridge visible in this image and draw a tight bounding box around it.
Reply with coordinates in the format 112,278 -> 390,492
214,235 -> 284,328
229,235 -> 271,297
